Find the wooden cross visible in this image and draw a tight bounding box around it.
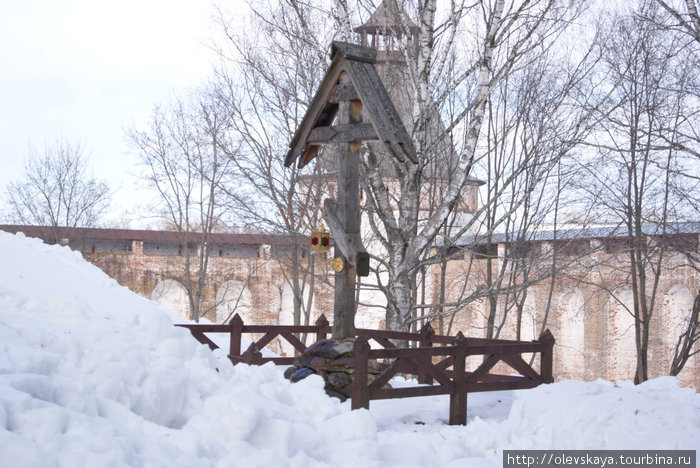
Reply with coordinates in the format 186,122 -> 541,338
285,41 -> 417,339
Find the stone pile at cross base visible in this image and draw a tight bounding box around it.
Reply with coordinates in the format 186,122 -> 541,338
284,338 -> 384,400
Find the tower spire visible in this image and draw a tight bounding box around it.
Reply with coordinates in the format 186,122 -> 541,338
353,0 -> 419,54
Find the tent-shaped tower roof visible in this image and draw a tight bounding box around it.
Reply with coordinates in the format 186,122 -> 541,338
354,0 -> 420,36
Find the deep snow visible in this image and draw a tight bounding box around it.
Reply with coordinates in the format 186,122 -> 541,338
0,231 -> 698,467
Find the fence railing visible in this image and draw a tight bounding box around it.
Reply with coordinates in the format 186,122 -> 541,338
176,314 -> 555,425
351,330 -> 554,425
175,313 -> 437,366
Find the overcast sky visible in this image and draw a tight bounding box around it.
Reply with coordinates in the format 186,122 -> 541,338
0,0 -> 244,226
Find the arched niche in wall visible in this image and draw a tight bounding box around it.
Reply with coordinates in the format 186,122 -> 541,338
608,288 -> 637,381
151,279 -> 189,319
556,287 -> 585,380
355,269 -> 388,331
661,284 -> 695,385
520,293 -> 538,342
277,282 -> 312,357
216,280 -> 254,325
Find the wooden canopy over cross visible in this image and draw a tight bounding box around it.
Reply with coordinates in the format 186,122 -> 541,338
285,41 -> 416,339
285,41 -> 417,169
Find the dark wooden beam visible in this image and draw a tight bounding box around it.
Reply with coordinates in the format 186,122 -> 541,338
308,123 -> 377,145
331,75 -> 362,340
323,198 -> 364,268
330,80 -> 360,102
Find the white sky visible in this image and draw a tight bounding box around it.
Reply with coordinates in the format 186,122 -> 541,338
0,0 -> 245,226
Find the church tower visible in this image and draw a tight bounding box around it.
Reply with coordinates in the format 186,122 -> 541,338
353,0 -> 419,128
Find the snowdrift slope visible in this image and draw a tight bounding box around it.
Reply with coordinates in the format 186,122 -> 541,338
0,231 -> 698,467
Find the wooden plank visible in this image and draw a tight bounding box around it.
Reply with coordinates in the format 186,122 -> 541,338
464,336 -> 538,346
466,342 -> 544,355
240,325 -> 321,334
315,315 -> 330,342
539,329 -> 555,384
280,332 -> 307,353
435,356 -> 454,370
352,337 -> 371,410
285,64 -> 344,167
368,335 -> 397,350
367,346 -> 455,360
261,357 -> 296,365
464,379 -> 540,393
331,41 -> 377,63
464,354 -> 501,383
190,331 -> 219,351
358,328 -> 424,342
408,357 -> 455,390
418,324 -> 436,384
500,354 -> 541,381
331,81 -> 362,340
308,123 -> 377,144
347,60 -> 417,163
179,322 -> 332,335
255,332 -> 278,350
369,385 -> 450,400
449,333 -> 467,425
368,357 -> 410,391
176,324 -> 230,333
323,198 -> 363,268
230,314 -> 243,357
330,81 -> 360,102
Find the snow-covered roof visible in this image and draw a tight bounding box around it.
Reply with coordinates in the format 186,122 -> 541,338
454,221 -> 700,246
0,224 -> 293,246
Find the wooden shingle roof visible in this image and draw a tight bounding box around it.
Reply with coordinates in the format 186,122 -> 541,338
285,41 -> 417,168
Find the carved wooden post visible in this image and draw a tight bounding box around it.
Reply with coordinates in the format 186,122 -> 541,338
315,314 -> 330,342
449,332 -> 468,425
539,329 -> 555,384
333,73 -> 361,339
229,313 -> 243,362
418,322 -> 435,384
351,335 -> 370,410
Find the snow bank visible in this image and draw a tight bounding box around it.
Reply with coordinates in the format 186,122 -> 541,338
0,231 -> 698,467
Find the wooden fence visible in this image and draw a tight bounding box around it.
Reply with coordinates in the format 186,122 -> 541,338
175,313 -> 437,366
352,330 -> 554,425
176,314 -> 554,425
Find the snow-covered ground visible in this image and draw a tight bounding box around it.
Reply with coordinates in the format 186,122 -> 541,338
1,230 -> 698,467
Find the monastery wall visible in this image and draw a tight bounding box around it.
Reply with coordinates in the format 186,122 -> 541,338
434,242 -> 700,389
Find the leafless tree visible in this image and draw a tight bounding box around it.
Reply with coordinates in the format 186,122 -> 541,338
4,139 -> 111,243
653,0 -> 700,42
211,0 -> 337,336
641,0 -> 700,379
344,0 -> 602,334
577,1 -> 700,383
127,92 -> 234,322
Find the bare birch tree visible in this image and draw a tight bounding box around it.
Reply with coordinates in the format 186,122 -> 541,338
653,0 -> 700,42
354,0 -> 594,333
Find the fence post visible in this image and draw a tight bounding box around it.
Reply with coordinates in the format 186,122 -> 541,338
315,314 -> 330,342
418,322 -> 435,384
351,335 -> 370,410
539,329 -> 555,384
449,332 -> 468,425
229,313 -> 243,362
